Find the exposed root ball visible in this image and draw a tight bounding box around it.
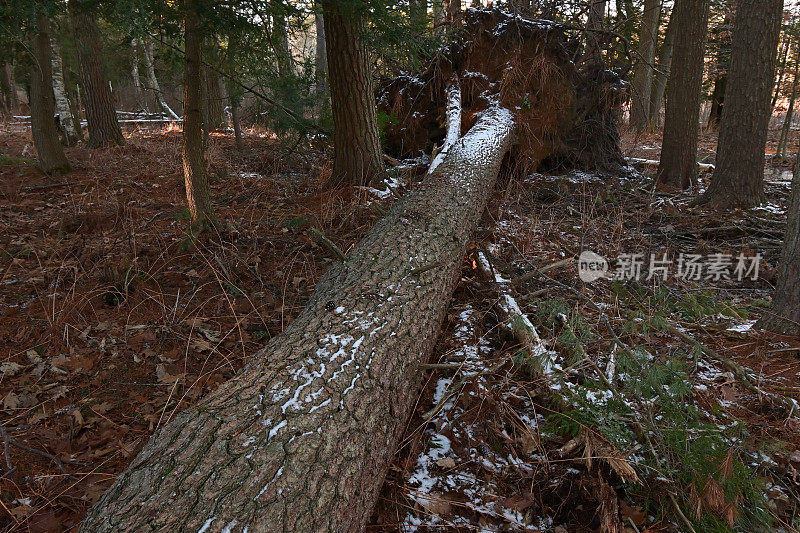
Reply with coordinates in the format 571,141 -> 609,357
378,8 -> 627,173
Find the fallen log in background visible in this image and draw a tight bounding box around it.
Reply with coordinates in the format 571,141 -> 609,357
81,107 -> 516,532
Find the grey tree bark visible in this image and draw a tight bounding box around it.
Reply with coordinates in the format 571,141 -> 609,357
81,106 -> 516,532
314,9 -> 327,98
776,45 -> 799,159
50,38 -> 82,146
129,38 -> 145,111
629,0 -> 661,132
29,14 -> 71,174
142,39 -> 180,120
648,11 -> 675,128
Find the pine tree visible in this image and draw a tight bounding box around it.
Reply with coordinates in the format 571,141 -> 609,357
656,0 -> 710,189
321,0 -> 385,187
29,13 -> 70,174
700,0 -> 783,208
68,0 -> 124,147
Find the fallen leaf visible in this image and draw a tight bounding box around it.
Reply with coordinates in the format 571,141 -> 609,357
436,457 -> 456,469
0,361 -> 23,377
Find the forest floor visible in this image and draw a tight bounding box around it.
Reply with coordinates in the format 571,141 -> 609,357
0,122 -> 799,532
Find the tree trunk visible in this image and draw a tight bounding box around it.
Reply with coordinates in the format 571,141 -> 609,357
50,38 -> 82,146
322,0 -> 385,187
129,38 -> 145,111
81,106 -> 516,533
433,0 -> 444,25
706,10 -> 733,131
629,0 -> 661,132
273,11 -> 292,77
29,14 -> 71,174
701,0 -> 783,208
648,12 -> 676,128
69,1 -> 124,147
777,47 -> 799,159
706,74 -> 727,130
182,0 -> 217,229
445,0 -> 460,24
656,0 -> 709,189
585,0 -> 608,65
203,63 -> 226,131
230,93 -> 244,151
757,156 -> 800,336
142,38 -> 180,120
0,62 -> 16,116
772,27 -> 792,108
314,9 -> 327,98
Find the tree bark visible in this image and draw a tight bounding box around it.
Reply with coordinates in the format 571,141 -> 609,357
772,26 -> 792,108
433,0 -> 444,25
182,0 -> 217,228
757,157 -> 800,336
69,1 -> 124,147
585,0 -> 608,65
203,62 -> 226,131
129,38 -> 145,111
656,0 -> 709,189
322,0 -> 385,187
629,0 -> 661,132
314,8 -> 327,98
273,10 -> 292,77
776,46 -> 799,159
142,38 -> 180,120
50,38 -> 82,146
81,106 -> 516,533
701,0 -> 783,208
1,62 -> 16,116
706,10 -> 732,131
230,93 -> 244,151
648,12 -> 675,128
706,74 -> 727,130
445,0 -> 460,24
29,14 -> 71,174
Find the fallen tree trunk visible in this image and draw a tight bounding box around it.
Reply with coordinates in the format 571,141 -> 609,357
81,107 -> 516,532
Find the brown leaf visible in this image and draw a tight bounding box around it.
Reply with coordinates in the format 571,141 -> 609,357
435,457 -> 456,469
417,494 -> 451,515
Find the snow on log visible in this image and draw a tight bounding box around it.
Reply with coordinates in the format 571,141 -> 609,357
428,75 -> 462,174
475,251 -> 553,374
81,107 -> 517,532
